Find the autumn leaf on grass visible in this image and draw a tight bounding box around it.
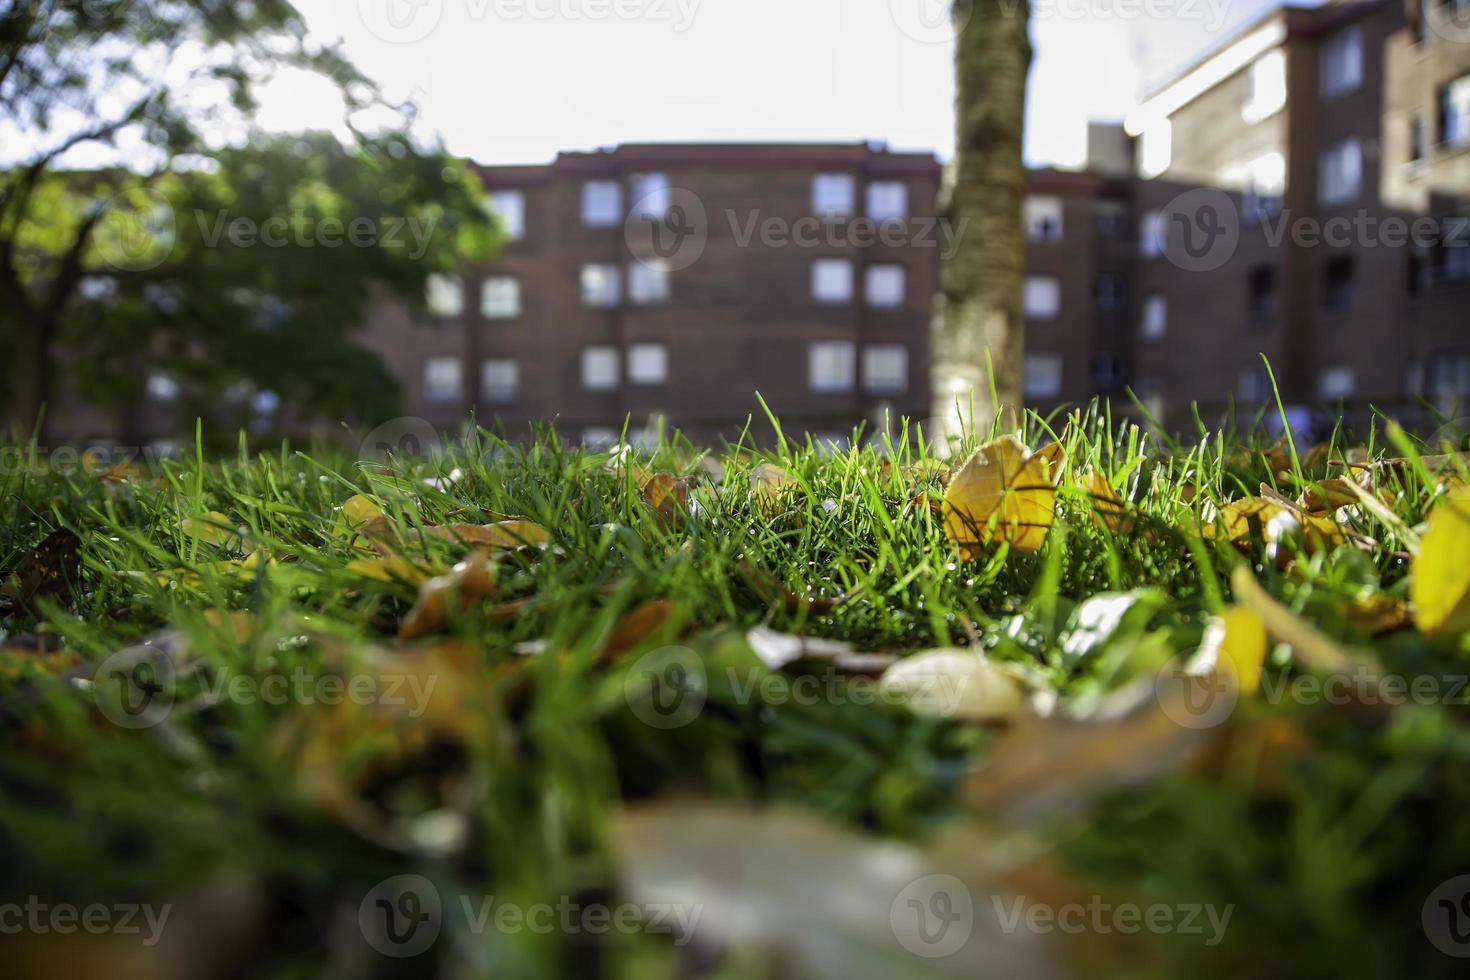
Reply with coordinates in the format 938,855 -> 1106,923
345,554 -> 441,588
751,462 -> 798,518
603,599 -> 680,658
179,511 -> 241,549
943,436 -> 1056,556
1411,488 -> 1470,638
639,474 -> 694,530
1,529 -> 82,610
1204,498 -> 1342,562
1080,468 -> 1134,534
417,520 -> 550,550
399,550 -> 497,640
1197,605 -> 1269,694
880,649 -> 1026,723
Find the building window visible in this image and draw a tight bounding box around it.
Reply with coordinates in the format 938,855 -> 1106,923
582,427 -> 618,448
1092,352 -> 1124,390
627,343 -> 668,385
629,173 -> 671,220
581,346 -> 619,391
1139,118 -> 1172,178
867,181 -> 908,222
1319,139 -> 1363,206
1136,381 -> 1165,421
1410,114 -> 1428,166
1024,353 -> 1063,399
809,341 -> 856,393
1140,294 -> 1167,340
581,263 -> 621,307
865,264 -> 906,309
582,180 -> 623,227
1244,49 -> 1287,122
1249,266 -> 1278,321
1320,28 -> 1363,99
146,372 -> 178,402
1025,196 -> 1064,242
1238,365 -> 1272,404
1095,273 -> 1124,312
628,260 -> 671,305
1141,210 -> 1167,257
1442,75 -> 1470,149
812,173 -> 856,218
1227,152 -> 1285,219
1428,350 -> 1470,412
1323,257 -> 1356,312
1095,200 -> 1128,237
486,191 -> 525,241
481,359 -> 518,404
1318,366 -> 1357,401
863,344 -> 908,395
425,274 -> 464,318
811,258 -> 854,304
1023,276 -> 1061,319
480,277 -> 520,319
424,357 -> 462,402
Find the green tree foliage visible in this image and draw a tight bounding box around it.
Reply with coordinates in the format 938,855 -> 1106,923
0,0 -> 498,440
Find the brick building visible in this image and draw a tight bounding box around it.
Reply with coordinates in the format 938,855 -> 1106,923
358,143 -> 943,447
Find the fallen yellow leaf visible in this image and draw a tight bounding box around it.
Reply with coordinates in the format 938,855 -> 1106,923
943,435 -> 1056,556
1411,488 -> 1470,638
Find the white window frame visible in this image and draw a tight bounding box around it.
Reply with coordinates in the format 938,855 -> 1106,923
862,345 -> 908,395
582,180 -> 623,227
808,341 -> 856,393
1024,353 -> 1063,399
864,264 -> 906,309
811,258 -> 854,304
627,343 -> 669,386
481,359 -> 518,404
1141,210 -> 1167,257
581,346 -> 620,391
1444,75 -> 1470,149
812,173 -> 856,218
629,172 -> 671,220
1025,196 -> 1064,243
1320,28 -> 1363,99
424,357 -> 463,403
1319,138 -> 1363,206
1141,294 -> 1167,341
581,263 -> 621,308
1023,276 -> 1061,320
866,181 -> 907,222
628,259 -> 671,305
487,191 -> 525,241
480,277 -> 520,319
1139,119 -> 1172,178
1318,365 -> 1357,400
425,273 -> 464,318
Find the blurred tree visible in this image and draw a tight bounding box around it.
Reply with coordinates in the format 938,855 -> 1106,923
932,0 -> 1031,435
0,0 -> 497,442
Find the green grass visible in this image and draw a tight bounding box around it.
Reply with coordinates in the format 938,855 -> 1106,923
2,406 -> 1470,979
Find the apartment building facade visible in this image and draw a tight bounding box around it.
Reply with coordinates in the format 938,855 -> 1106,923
359,143 -> 942,447
1059,0 -> 1470,432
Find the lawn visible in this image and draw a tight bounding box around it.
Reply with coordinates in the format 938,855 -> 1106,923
3,406 -> 1470,979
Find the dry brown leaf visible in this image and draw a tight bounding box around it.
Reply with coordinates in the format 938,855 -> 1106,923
603,599 -> 680,657
751,462 -> 797,517
639,473 -> 693,529
943,436 -> 1056,556
399,550 -> 498,640
2,528 -> 82,610
1080,468 -> 1134,534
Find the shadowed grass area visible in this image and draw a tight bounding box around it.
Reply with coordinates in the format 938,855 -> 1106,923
2,405 -> 1469,979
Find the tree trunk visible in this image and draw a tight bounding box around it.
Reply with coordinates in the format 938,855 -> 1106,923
8,312 -> 52,442
932,0 -> 1032,439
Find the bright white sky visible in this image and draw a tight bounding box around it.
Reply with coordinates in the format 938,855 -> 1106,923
262,0 -> 1314,168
